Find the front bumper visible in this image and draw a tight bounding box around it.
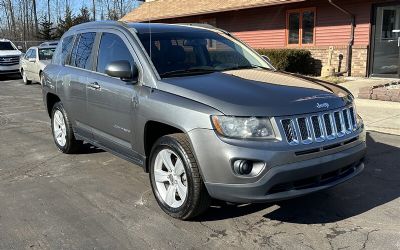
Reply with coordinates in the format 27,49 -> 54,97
188,127 -> 366,203
0,64 -> 20,75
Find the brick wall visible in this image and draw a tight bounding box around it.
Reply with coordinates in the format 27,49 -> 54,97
307,46 -> 368,77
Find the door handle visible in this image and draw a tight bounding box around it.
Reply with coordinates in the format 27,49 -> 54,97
88,82 -> 101,90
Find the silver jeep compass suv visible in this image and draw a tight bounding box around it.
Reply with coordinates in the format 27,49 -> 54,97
42,21 -> 366,220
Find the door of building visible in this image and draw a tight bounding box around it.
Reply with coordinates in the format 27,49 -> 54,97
371,3 -> 400,78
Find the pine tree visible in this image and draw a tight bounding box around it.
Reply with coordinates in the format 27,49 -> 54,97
55,6 -> 74,38
37,18 -> 55,40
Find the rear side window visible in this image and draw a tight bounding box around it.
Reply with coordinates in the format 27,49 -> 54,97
96,33 -> 135,74
53,35 -> 74,65
70,32 -> 96,70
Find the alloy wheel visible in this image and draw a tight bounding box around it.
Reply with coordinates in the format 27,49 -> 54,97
53,110 -> 67,147
154,149 -> 188,208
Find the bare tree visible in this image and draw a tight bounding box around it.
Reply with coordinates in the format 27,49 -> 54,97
33,0 -> 39,33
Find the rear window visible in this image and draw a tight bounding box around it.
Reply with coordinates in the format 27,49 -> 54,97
0,42 -> 15,50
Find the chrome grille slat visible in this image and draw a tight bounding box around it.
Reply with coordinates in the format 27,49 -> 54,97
280,106 -> 357,145
0,56 -> 20,66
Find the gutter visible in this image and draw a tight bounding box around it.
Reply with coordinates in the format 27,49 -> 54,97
328,0 -> 355,76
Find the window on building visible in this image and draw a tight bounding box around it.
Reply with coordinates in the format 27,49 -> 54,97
287,8 -> 316,45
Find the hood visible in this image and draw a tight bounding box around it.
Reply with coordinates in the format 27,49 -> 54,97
0,50 -> 22,57
158,69 -> 352,116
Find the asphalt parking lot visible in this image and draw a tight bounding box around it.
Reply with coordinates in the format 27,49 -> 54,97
0,76 -> 399,250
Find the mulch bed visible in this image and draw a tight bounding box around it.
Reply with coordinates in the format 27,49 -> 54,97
358,81 -> 400,102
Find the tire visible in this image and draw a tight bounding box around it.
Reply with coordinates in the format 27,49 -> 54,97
149,133 -> 211,220
51,102 -> 82,154
39,72 -> 43,86
21,69 -> 31,85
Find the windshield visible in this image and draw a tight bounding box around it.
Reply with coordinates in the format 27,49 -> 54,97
39,48 -> 56,60
0,41 -> 15,50
136,28 -> 271,78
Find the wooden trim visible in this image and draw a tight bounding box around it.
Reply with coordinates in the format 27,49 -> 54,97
286,7 -> 316,47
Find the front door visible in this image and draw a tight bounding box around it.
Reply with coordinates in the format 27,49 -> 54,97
87,31 -> 139,159
371,3 -> 400,78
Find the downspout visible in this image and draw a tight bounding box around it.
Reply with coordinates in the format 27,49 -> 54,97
328,0 -> 355,76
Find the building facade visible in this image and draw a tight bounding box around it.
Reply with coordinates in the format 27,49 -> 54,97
122,0 -> 400,78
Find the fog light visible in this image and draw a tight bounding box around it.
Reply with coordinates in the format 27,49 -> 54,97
233,160 -> 253,175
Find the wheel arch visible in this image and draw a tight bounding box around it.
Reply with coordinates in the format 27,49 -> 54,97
46,93 -> 61,117
143,120 -> 186,172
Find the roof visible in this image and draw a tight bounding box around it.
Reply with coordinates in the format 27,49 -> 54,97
121,0 -> 305,22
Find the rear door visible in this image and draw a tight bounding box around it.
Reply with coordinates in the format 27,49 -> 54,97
86,31 -> 140,159
62,32 -> 97,139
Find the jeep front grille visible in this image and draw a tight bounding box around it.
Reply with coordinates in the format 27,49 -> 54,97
280,106 -> 357,145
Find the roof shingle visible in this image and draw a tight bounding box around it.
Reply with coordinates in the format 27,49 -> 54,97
121,0 -> 305,22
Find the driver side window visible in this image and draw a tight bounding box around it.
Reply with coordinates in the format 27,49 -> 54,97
96,32 -> 135,74
24,49 -> 32,59
29,49 -> 37,59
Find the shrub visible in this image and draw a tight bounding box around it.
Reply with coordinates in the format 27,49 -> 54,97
256,49 -> 315,75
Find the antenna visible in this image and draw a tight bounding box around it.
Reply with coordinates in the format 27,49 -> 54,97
148,2 -> 152,61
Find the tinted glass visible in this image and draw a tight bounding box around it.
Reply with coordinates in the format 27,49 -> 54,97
302,11 -> 314,44
96,33 -> 135,74
288,12 -> 300,44
0,42 -> 15,50
70,32 -> 96,69
39,48 -> 56,60
55,35 -> 74,65
136,30 -> 267,77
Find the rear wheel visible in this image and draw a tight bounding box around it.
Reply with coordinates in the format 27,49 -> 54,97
149,133 -> 211,220
21,69 -> 31,85
51,102 -> 82,153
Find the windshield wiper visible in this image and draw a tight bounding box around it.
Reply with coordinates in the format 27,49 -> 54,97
160,68 -> 218,78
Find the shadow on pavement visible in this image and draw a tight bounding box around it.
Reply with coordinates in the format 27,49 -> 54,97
72,142 -> 105,155
197,132 -> 400,222
0,74 -> 22,81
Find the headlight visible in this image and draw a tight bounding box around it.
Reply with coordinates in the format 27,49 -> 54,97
352,103 -> 363,129
211,116 -> 275,139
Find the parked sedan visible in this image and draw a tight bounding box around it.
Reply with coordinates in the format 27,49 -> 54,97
20,45 -> 56,85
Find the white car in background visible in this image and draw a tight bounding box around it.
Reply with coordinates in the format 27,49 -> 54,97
0,39 -> 23,75
20,45 -> 57,85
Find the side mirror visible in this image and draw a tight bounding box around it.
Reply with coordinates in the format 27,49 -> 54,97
17,46 -> 23,50
105,60 -> 138,82
28,58 -> 36,62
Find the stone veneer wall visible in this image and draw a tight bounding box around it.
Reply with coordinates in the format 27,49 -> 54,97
307,46 -> 368,77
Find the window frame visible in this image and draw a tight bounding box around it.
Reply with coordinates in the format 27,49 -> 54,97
91,29 -> 143,83
286,7 -> 316,46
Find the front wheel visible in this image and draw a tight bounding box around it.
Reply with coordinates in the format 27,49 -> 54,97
51,102 -> 82,153
21,69 -> 31,85
149,133 -> 211,220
